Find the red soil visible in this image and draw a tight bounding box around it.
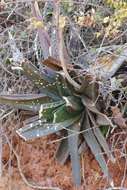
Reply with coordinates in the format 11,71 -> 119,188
1,133 -> 127,190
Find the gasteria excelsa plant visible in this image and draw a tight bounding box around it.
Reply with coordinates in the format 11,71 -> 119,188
0,56 -> 115,186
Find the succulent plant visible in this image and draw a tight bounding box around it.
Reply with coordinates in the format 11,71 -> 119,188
0,57 -> 115,186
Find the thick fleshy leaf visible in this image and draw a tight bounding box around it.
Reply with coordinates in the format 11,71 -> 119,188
55,137 -> 69,165
55,73 -> 72,97
96,115 -> 111,126
22,59 -> 54,84
87,111 -> 115,162
23,115 -> 40,125
0,94 -> 51,111
56,133 -> 84,165
82,114 -> 109,177
53,105 -> 81,123
68,124 -> 81,186
82,96 -> 114,128
40,100 -> 65,122
40,100 -> 65,110
63,96 -> 83,111
21,60 -> 60,100
42,107 -> 56,122
78,141 -> 87,154
17,115 -> 81,141
78,75 -> 99,101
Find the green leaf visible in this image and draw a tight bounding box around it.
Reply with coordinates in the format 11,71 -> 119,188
23,115 -> 40,125
68,124 -> 81,186
0,94 -> 51,112
53,105 -> 81,123
82,96 -> 114,128
17,115 -> 81,141
40,100 -> 65,122
82,114 -> 109,177
88,111 -> 115,162
100,126 -> 109,137
21,60 -> 60,100
79,78 -> 99,102
55,75 -> 72,97
96,115 -> 111,126
55,136 -> 69,165
63,96 -> 83,111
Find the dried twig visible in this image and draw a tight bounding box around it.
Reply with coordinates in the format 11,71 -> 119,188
58,26 -> 81,89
